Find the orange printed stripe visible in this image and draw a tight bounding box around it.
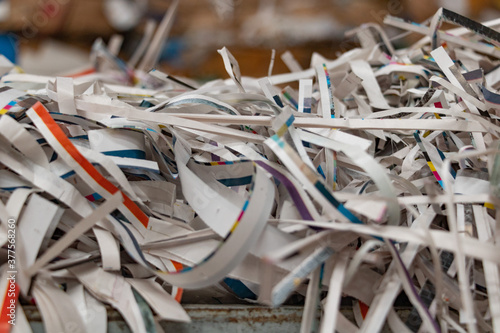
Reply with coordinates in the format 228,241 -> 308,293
174,288 -> 184,303
171,261 -> 183,271
171,260 -> 184,302
66,68 -> 96,78
359,301 -> 369,319
32,102 -> 149,228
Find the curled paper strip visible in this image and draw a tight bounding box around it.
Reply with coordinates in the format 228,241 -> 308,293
2,6 -> 500,333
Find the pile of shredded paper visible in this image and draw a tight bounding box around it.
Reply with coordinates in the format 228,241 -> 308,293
3,5 -> 500,333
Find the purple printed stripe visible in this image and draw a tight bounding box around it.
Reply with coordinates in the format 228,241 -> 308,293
481,85 -> 500,105
255,160 -> 314,220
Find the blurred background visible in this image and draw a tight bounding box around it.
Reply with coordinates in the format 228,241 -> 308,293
0,0 -> 499,80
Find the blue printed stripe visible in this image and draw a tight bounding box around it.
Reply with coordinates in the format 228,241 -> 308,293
103,149 -> 146,159
218,176 -> 253,186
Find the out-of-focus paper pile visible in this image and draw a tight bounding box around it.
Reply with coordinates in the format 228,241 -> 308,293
2,5 -> 500,333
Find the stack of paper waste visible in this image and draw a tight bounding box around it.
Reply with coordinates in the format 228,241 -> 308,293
1,6 -> 500,333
